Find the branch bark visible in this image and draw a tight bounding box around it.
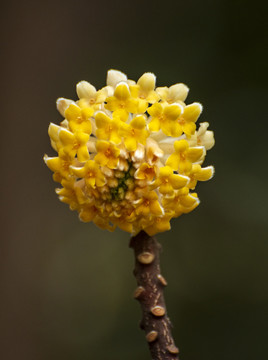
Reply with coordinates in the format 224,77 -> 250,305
129,231 -> 180,360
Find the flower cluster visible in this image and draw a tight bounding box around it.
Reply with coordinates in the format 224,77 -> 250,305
44,70 -> 215,235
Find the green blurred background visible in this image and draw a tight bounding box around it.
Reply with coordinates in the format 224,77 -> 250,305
1,0 -> 268,359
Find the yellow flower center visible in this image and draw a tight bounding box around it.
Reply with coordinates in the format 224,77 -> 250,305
144,199 -> 150,207
73,141 -> 80,150
144,168 -> 154,178
87,171 -> 95,177
105,148 -> 112,157
63,161 -> 70,171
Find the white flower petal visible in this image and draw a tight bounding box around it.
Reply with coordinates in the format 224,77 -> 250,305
106,69 -> 127,87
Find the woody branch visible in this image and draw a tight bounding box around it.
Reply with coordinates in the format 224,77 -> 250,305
130,231 -> 180,360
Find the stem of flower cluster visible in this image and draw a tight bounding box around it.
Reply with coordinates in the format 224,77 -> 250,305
129,231 -> 180,360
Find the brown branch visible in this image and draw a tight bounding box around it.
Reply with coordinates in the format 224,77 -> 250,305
129,231 -> 180,360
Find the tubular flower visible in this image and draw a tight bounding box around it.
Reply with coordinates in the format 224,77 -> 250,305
95,110 -> 126,144
166,139 -> 205,174
64,104 -> 93,134
119,115 -> 149,151
76,80 -> 108,110
151,166 -> 189,196
129,72 -> 160,111
44,69 -> 215,235
148,102 -> 184,137
58,128 -> 90,162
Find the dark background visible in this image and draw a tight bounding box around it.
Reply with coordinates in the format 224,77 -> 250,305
1,0 -> 268,359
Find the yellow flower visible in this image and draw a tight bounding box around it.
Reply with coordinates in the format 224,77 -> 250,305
135,190 -> 163,217
48,122 -> 61,151
145,138 -> 164,165
79,204 -> 99,222
133,73 -> 159,101
187,164 -> 215,189
80,204 -> 116,232
76,81 -> 108,110
65,104 -> 93,134
188,122 -> 215,150
105,82 -> 138,116
177,103 -> 203,138
56,98 -> 75,117
95,111 -> 125,144
44,151 -> 74,182
148,102 -> 183,137
70,160 -> 106,188
56,179 -> 86,210
166,139 -> 205,173
44,69 -> 215,235
129,72 -> 160,112
163,187 -> 200,216
134,163 -> 156,182
151,166 -> 189,195
113,215 -> 134,233
94,140 -> 120,169
144,212 -> 174,236
156,83 -> 189,104
119,115 -> 149,151
58,128 -> 90,162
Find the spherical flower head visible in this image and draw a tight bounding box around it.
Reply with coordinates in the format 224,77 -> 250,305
44,70 -> 215,236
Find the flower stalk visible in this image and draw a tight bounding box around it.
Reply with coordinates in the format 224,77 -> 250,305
130,231 -> 179,360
